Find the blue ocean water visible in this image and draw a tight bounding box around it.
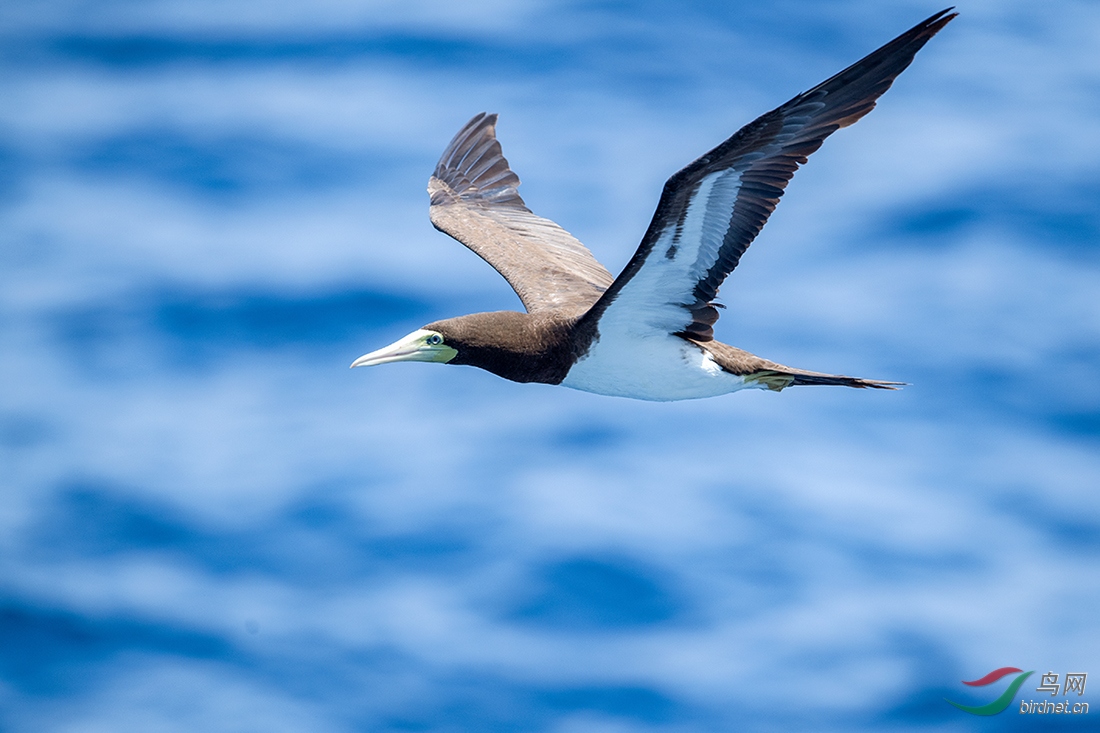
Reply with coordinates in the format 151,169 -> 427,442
2,2 -> 1098,731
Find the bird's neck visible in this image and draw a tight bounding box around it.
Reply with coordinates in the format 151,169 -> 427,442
436,311 -> 587,384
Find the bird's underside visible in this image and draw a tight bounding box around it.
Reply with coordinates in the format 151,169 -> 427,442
556,330 -> 901,402
352,9 -> 955,400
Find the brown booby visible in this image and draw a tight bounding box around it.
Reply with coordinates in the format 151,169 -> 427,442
352,9 -> 955,401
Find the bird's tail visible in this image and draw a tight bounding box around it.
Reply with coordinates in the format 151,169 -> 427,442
745,369 -> 904,392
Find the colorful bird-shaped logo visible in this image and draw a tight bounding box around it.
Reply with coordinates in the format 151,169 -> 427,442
945,667 -> 1035,715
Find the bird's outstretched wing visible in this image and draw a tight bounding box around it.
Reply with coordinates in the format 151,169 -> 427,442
580,8 -> 956,341
428,113 -> 615,314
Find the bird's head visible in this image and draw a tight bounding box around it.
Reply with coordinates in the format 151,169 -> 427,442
351,312 -> 529,370
350,311 -> 572,384
350,327 -> 458,369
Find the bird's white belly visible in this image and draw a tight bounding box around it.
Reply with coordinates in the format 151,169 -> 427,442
561,333 -> 753,401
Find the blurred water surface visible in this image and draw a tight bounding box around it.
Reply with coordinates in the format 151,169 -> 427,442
2,1 -> 1098,731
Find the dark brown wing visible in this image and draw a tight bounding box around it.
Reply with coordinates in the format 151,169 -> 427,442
428,113 -> 615,314
580,8 -> 956,341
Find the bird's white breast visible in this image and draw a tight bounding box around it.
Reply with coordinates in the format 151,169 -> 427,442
561,332 -> 753,401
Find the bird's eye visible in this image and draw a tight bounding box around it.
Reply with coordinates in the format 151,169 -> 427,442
427,334 -> 443,345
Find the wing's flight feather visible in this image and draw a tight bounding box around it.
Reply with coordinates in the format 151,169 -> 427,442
582,8 -> 956,341
429,113 -> 614,314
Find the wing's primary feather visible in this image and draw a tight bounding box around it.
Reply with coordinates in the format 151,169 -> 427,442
429,114 -> 614,314
581,8 -> 956,341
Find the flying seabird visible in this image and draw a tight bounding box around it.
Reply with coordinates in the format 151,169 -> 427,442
352,9 -> 956,401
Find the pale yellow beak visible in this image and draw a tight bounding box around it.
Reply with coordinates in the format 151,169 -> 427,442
350,329 -> 457,368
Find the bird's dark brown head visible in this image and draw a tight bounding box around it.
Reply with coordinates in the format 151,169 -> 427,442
351,310 -> 577,384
